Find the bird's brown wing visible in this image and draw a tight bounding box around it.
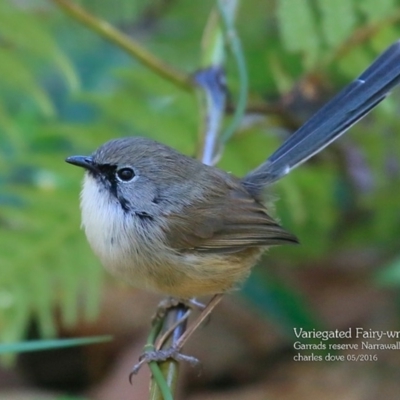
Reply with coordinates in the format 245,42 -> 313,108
163,182 -> 297,254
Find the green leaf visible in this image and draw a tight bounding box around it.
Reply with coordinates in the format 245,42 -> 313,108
0,48 -> 55,117
0,336 -> 112,354
336,46 -> 372,79
0,1 -> 79,90
375,256 -> 400,287
369,25 -> 400,54
268,51 -> 295,93
276,0 -> 320,68
318,0 -> 356,48
357,0 -> 395,20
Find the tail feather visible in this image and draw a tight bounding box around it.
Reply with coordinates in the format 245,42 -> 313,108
243,41 -> 400,191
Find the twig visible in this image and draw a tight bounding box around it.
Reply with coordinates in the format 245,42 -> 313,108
217,0 -> 248,143
173,294 -> 224,349
149,306 -> 187,400
195,66 -> 227,165
50,0 -> 194,91
131,316 -> 173,399
324,10 -> 400,66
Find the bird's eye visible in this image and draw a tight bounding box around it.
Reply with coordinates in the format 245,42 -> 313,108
116,167 -> 135,182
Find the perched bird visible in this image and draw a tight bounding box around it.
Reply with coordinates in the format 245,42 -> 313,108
67,41 -> 400,300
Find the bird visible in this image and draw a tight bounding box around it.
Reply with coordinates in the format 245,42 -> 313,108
66,41 -> 400,301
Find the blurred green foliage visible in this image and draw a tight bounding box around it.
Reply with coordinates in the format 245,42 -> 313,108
1,0 -> 400,345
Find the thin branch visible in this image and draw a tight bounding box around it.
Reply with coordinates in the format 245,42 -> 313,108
149,307 -> 187,400
130,318 -> 174,399
173,295 -> 224,348
50,0 -> 195,92
195,67 -> 227,165
195,5 -> 227,164
325,10 -> 400,66
148,364 -> 173,400
217,0 -> 248,143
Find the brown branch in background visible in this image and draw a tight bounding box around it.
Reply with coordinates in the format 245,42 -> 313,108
227,99 -> 302,131
138,0 -> 176,30
50,0 -> 194,92
328,10 -> 400,65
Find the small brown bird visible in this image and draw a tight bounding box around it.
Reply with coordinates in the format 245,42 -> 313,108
67,41 -> 400,300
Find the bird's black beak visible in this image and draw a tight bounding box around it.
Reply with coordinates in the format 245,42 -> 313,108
65,155 -> 98,173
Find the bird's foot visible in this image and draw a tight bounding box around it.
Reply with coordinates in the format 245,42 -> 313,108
129,346 -> 200,381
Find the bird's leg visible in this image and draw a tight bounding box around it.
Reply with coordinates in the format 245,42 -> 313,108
170,294 -> 223,349
131,294 -> 223,378
155,308 -> 191,350
155,294 -> 222,350
152,297 -> 205,323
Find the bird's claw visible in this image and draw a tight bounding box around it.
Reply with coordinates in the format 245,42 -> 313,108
129,347 -> 200,382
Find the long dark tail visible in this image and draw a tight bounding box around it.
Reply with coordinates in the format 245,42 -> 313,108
243,41 -> 400,193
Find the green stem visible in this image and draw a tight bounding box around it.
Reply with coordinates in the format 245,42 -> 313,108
145,318 -> 174,400
217,0 -> 248,143
149,307 -> 187,400
50,0 -> 195,92
149,362 -> 173,400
